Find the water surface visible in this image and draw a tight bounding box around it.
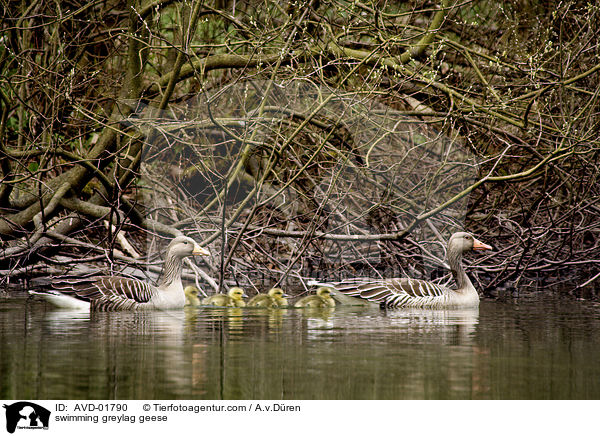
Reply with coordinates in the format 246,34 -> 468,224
1,292 -> 599,400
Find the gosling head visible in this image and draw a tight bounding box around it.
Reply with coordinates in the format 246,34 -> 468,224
184,286 -> 201,306
228,287 -> 247,301
316,287 -> 332,297
268,287 -> 286,299
185,286 -> 199,297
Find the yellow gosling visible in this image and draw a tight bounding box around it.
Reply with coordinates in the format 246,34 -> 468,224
294,287 -> 336,308
247,287 -> 288,308
202,287 -> 247,307
184,286 -> 201,307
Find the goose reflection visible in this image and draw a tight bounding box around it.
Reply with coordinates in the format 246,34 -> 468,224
327,306 -> 480,346
34,302 -> 198,395
38,304 -> 188,337
37,307 -> 91,332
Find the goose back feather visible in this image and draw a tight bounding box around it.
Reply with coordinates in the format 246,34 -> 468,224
51,276 -> 155,311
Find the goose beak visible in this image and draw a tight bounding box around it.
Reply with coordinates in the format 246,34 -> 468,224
472,238 -> 492,251
193,244 -> 210,256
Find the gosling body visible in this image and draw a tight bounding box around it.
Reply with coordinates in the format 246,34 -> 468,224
202,287 -> 247,307
295,287 -> 336,308
248,288 -> 288,308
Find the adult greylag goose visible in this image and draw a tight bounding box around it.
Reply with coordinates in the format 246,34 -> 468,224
310,232 -> 492,309
202,287 -> 247,307
30,236 -> 209,311
294,287 -> 336,308
247,287 -> 288,307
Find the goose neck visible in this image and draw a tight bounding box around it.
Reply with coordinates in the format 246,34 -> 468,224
447,246 -> 472,293
158,252 -> 184,287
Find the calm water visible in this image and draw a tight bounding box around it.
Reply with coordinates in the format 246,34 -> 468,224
1,291 -> 599,400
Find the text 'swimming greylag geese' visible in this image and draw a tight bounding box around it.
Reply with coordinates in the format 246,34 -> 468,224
30,236 -> 209,311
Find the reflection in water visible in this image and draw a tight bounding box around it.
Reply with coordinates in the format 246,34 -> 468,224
300,307 -> 335,336
1,293 -> 600,399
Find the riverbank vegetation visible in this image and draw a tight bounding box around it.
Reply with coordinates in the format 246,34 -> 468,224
1,0 -> 599,298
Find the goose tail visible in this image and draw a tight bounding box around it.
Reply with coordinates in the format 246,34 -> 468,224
29,290 -> 91,310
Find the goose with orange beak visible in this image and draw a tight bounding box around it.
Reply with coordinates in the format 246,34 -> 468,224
310,232 -> 492,309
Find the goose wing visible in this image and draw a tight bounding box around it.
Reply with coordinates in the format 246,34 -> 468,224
52,276 -> 156,311
328,278 -> 448,308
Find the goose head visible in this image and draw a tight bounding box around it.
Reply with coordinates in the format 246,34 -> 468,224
228,287 -> 247,301
448,232 -> 492,255
167,236 -> 210,258
268,287 -> 286,299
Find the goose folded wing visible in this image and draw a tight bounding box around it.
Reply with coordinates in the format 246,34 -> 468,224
333,278 -> 446,306
328,279 -> 395,304
386,278 -> 447,299
52,276 -> 155,304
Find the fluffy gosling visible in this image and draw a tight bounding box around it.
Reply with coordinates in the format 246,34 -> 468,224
202,287 -> 247,307
247,287 -> 288,308
294,287 -> 336,308
184,286 -> 201,307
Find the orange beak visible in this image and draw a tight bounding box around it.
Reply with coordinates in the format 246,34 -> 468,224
472,238 -> 492,251
192,244 -> 210,256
